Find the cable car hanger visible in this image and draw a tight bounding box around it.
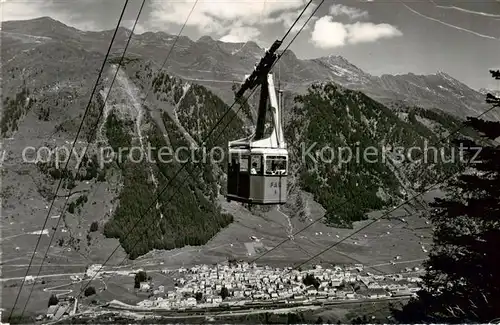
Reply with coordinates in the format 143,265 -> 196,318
226,39 -> 288,205
231,39 -> 286,150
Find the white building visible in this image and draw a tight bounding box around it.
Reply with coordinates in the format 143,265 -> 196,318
185,297 -> 197,306
138,300 -> 154,307
46,305 -> 58,319
86,264 -> 102,278
24,275 -> 35,284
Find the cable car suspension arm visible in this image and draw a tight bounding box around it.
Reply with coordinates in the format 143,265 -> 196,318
234,39 -> 284,145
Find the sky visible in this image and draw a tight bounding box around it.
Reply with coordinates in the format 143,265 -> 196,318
1,0 -> 500,90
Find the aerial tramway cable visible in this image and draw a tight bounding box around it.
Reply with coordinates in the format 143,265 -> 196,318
13,0 -> 499,320
75,0 -> 497,297
246,96 -> 500,269
203,65 -> 500,325
16,1 -> 149,319
71,0 -> 500,309
7,0 -> 131,320
18,0 -> 200,313
81,6 -> 500,322
73,0 -> 201,298
75,0 -> 318,296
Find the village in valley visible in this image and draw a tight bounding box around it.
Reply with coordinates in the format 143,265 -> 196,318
40,260 -> 422,322
132,262 -> 421,310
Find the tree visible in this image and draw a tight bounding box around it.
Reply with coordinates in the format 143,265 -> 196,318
303,274 -> 320,290
134,271 -> 147,288
90,221 -> 98,232
68,202 -> 75,214
315,316 -> 324,324
48,294 -> 59,307
395,70 -> 500,323
220,287 -> 229,300
287,313 -> 303,324
84,286 -> 96,297
195,292 -> 203,301
296,193 -> 307,221
353,283 -> 361,291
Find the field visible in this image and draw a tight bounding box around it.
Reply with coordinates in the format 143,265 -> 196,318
129,189 -> 438,275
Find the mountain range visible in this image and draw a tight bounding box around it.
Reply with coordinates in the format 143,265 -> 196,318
2,17 -> 498,122
0,17 -> 495,260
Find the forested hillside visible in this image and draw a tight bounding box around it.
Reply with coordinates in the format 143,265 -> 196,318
286,83 -> 474,227
101,62 -> 246,259
102,68 -> 481,252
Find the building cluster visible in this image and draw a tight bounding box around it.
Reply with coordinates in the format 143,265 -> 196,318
135,262 -> 422,310
40,297 -> 78,322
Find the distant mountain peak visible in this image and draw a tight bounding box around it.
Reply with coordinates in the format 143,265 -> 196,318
326,54 -> 349,63
117,26 -> 132,32
2,15 -> 83,39
315,54 -> 367,76
479,87 -> 500,97
9,16 -> 74,29
245,40 -> 261,49
29,16 -> 60,23
436,70 -> 458,82
32,16 -> 55,21
318,54 -> 352,65
140,30 -> 170,38
197,35 -> 216,43
279,49 -> 297,60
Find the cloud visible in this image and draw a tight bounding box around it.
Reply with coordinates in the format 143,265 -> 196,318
147,0 -> 312,38
311,17 -> 348,48
276,4 -> 319,33
1,0 -> 320,41
329,4 -> 368,20
347,22 -> 403,44
220,26 -> 261,43
310,16 -> 402,49
122,19 -> 147,35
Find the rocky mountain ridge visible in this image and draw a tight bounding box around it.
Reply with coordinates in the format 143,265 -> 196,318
2,16 -> 497,122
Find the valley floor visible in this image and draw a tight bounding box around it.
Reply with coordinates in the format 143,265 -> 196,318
1,186 -> 439,318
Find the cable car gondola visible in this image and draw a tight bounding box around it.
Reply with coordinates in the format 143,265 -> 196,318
226,40 -> 288,205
